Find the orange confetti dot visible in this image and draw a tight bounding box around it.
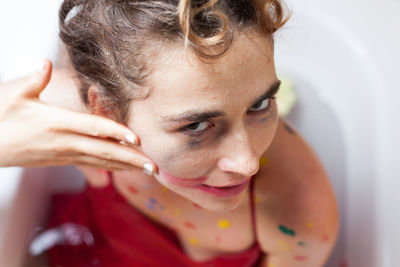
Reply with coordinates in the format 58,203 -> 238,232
268,263 -> 277,267
188,237 -> 199,245
254,196 -> 260,204
173,208 -> 182,216
162,186 -> 169,198
306,222 -> 313,228
259,157 -> 269,166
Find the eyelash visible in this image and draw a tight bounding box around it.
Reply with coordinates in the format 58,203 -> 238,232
180,96 -> 276,137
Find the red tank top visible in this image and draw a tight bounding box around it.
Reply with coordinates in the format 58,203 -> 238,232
46,171 -> 265,266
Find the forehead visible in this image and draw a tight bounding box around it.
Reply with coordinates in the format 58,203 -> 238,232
143,32 -> 276,110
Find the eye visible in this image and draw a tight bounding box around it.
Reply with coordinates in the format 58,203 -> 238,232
180,121 -> 213,136
249,97 -> 273,112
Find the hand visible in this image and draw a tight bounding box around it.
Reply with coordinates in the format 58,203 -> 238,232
0,59 -> 156,174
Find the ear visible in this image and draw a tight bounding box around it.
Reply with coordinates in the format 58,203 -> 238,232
87,85 -> 115,120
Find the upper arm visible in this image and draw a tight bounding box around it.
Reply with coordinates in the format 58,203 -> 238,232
254,119 -> 339,266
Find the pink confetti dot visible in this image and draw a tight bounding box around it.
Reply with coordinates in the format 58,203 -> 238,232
321,234 -> 329,242
293,255 -> 308,261
184,221 -> 197,229
127,185 -> 138,194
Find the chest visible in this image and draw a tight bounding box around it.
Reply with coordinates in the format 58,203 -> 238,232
115,178 -> 257,262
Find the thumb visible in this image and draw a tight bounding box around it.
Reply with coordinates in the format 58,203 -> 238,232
22,59 -> 53,98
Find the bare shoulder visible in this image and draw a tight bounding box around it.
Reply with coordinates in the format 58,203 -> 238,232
253,118 -> 339,265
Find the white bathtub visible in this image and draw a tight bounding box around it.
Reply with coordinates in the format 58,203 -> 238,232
1,0 -> 400,266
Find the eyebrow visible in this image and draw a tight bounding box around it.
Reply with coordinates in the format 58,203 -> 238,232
160,79 -> 281,124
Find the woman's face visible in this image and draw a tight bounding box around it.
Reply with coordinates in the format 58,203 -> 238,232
127,31 -> 280,212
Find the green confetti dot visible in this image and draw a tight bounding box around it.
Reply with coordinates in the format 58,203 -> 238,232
278,224 -> 296,237
298,241 -> 305,246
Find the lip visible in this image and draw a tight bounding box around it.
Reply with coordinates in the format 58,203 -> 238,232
195,178 -> 251,198
159,169 -> 207,187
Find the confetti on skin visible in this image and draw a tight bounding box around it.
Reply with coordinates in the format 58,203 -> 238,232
162,186 -> 169,199
277,240 -> 291,251
188,237 -> 199,246
184,221 -> 197,230
174,208 -> 182,216
127,185 -> 138,194
146,197 -> 161,211
146,202 -> 155,211
306,222 -> 313,228
279,225 -> 296,236
297,241 -> 305,246
293,255 -> 308,261
254,196 -> 260,204
268,263 -> 277,267
321,234 -> 329,242
259,157 -> 269,166
217,219 -> 231,229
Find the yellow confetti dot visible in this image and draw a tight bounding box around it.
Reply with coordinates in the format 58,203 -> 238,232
162,186 -> 168,193
162,186 -> 169,199
188,237 -> 199,245
174,208 -> 182,216
306,222 -> 313,228
277,240 -> 291,252
259,157 -> 269,166
268,263 -> 278,267
254,196 -> 260,204
217,219 -> 231,229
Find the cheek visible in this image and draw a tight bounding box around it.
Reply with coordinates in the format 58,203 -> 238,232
252,108 -> 279,152
136,130 -> 215,178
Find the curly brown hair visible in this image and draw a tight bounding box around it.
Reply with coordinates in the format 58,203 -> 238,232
59,0 -> 290,123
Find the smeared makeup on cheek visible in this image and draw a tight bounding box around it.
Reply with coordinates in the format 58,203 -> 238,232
187,122 -> 228,149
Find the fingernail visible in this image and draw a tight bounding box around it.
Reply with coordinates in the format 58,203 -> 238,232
143,163 -> 154,175
125,133 -> 138,145
37,60 -> 46,73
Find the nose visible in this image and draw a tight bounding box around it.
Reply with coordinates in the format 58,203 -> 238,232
217,130 -> 260,177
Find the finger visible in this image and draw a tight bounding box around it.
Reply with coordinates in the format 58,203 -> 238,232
60,133 -> 156,174
73,155 -> 139,171
22,59 -> 53,98
53,109 -> 140,145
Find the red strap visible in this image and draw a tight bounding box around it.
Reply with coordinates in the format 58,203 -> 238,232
249,175 -> 258,240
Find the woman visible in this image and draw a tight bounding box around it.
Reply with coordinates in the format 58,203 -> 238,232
43,0 -> 339,266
